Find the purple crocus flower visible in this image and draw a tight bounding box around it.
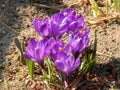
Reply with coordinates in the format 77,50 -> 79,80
60,8 -> 84,33
68,29 -> 90,58
33,8 -> 85,40
57,8 -> 85,33
55,51 -> 80,86
67,14 -> 84,33
33,14 -> 68,40
33,18 -> 50,38
50,41 -> 72,61
23,38 -> 55,65
33,17 -> 68,40
50,41 -> 64,61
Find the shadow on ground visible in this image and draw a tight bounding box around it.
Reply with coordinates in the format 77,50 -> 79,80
76,57 -> 120,90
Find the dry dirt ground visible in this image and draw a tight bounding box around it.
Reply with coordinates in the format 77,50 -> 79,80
0,0 -> 120,90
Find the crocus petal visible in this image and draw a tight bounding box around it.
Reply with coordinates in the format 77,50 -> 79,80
28,38 -> 37,48
40,24 -> 49,36
57,51 -> 68,61
68,21 -> 78,32
23,53 -> 32,60
69,56 -> 75,68
49,21 -> 59,38
72,58 -> 80,71
45,38 -> 55,54
72,38 -> 81,51
58,23 -> 68,34
51,13 -> 65,24
26,46 -> 34,56
55,60 -> 65,71
64,44 -> 72,55
61,8 -> 76,16
77,14 -> 84,29
32,18 -> 41,33
37,38 -> 47,49
65,56 -> 74,72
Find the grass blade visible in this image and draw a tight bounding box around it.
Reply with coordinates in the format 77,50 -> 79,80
26,60 -> 34,80
113,0 -> 120,12
80,30 -> 97,73
106,1 -> 109,15
92,30 -> 97,61
89,0 -> 101,17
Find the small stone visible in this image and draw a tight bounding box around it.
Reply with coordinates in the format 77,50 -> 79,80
0,79 -> 3,82
1,31 -> 6,34
25,79 -> 30,86
0,30 -> 7,38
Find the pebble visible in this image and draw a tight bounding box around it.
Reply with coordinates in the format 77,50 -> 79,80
12,24 -> 19,29
0,79 -> 3,82
0,30 -> 7,38
25,79 -> 30,86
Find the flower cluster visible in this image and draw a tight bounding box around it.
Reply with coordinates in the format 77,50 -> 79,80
23,8 -> 90,86
32,8 -> 84,40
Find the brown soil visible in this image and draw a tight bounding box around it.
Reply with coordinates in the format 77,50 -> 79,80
0,0 -> 120,90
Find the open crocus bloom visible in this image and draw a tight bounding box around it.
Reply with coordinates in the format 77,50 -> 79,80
55,51 -> 80,77
50,41 -> 64,61
68,29 -> 90,58
23,38 -> 55,65
50,41 -> 72,62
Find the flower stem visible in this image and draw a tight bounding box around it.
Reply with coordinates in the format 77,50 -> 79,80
64,75 -> 69,88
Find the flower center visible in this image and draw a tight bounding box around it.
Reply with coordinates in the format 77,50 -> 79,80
58,47 -> 62,51
79,30 -> 83,34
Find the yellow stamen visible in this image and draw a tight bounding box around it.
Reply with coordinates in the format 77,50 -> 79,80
79,30 -> 83,34
58,47 -> 62,51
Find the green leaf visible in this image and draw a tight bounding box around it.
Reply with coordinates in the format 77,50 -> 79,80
26,60 -> 34,80
89,0 -> 101,17
15,38 -> 23,54
113,0 -> 120,12
47,58 -> 53,79
106,1 -> 109,15
45,58 -> 54,84
14,38 -> 26,65
39,63 -> 50,84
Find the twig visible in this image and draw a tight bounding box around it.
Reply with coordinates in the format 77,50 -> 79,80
97,52 -> 112,57
0,20 -> 18,36
96,52 -> 119,58
86,14 -> 120,25
32,3 -> 66,10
